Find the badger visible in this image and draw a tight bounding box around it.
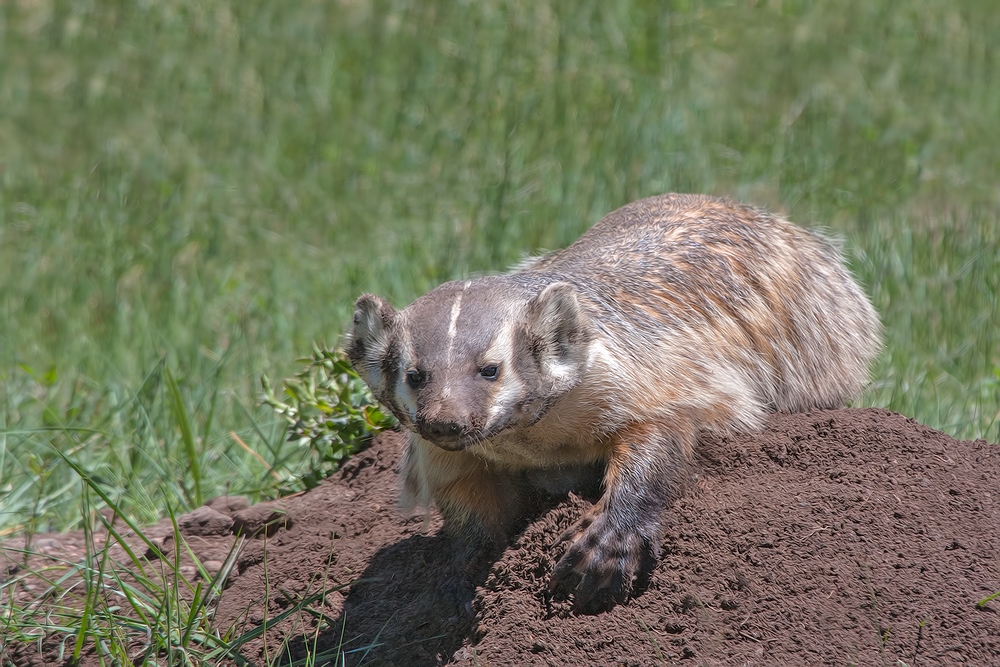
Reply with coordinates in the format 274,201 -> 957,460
346,193 -> 882,609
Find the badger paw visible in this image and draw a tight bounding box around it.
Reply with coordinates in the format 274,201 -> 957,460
549,513 -> 658,612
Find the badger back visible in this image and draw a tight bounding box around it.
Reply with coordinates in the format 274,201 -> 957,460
522,193 -> 882,416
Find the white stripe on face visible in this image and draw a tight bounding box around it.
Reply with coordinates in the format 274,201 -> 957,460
394,332 -> 419,425
446,290 -> 464,363
485,322 -> 522,430
442,284 -> 467,399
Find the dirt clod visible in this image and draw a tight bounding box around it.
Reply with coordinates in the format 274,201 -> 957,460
230,502 -> 291,537
178,506 -> 234,537
205,495 -> 251,515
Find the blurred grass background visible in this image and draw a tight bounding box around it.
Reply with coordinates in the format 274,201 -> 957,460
1,0 -> 998,533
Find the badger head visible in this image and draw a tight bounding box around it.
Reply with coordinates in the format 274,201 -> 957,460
346,278 -> 592,451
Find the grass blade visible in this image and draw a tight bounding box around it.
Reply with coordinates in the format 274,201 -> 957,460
165,366 -> 202,507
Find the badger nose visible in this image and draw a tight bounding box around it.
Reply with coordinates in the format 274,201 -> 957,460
417,419 -> 465,447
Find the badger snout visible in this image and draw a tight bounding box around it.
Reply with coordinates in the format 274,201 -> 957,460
416,417 -> 469,450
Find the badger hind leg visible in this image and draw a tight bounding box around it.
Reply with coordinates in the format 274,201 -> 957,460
549,419 -> 694,612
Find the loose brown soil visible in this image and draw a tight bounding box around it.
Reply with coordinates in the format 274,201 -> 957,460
3,409 -> 999,666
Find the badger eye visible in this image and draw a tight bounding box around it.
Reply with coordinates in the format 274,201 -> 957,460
479,364 -> 500,380
405,369 -> 427,389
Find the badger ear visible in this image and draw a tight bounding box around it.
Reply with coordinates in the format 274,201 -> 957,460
526,282 -> 591,376
346,294 -> 397,366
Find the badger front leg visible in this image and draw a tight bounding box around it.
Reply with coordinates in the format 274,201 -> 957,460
549,420 -> 694,610
401,434 -> 531,547
398,434 -> 532,613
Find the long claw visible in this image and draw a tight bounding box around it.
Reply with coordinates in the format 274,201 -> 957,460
548,513 -> 655,612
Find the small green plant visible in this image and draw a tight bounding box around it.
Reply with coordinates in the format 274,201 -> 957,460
261,346 -> 396,491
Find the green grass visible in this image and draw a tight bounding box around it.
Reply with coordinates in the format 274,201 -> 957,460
2,0 -> 998,533
1,486 -> 356,666
0,3 -> 998,659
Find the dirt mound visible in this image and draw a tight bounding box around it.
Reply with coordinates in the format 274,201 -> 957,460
4,409 -> 999,666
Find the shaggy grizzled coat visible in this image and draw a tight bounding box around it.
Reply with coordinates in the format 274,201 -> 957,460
347,193 -> 882,609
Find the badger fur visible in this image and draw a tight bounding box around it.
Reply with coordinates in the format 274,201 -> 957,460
346,193 -> 882,608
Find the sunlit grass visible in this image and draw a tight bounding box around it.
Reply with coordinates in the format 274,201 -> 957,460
2,0 -> 998,532
859,208 -> 1000,441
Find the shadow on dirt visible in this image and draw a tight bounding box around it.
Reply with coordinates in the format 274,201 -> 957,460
277,460 -> 637,665
280,532 -> 490,667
